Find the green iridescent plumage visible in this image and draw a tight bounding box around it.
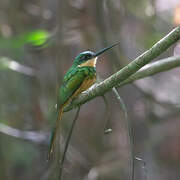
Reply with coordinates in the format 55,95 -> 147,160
58,65 -> 96,108
47,43 -> 118,160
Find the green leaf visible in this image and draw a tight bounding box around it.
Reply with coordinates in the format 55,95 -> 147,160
21,30 -> 50,46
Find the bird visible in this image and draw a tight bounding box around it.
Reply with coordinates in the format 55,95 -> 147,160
47,43 -> 118,160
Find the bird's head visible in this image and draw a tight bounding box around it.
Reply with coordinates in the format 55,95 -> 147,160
73,43 -> 118,67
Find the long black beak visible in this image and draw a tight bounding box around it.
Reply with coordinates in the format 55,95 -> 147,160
94,43 -> 118,57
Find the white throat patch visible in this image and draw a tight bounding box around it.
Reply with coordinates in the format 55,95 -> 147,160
78,57 -> 97,67
93,57 -> 97,67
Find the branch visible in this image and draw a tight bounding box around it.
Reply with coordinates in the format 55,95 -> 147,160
118,55 -> 180,87
64,26 -> 180,112
0,57 -> 35,76
0,122 -> 48,144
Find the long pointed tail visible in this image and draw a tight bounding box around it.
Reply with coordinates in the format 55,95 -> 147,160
47,107 -> 63,161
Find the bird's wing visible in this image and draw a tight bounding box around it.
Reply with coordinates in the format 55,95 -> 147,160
58,68 -> 87,107
47,68 -> 87,160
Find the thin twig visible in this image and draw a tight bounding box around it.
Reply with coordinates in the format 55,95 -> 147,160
58,107 -> 81,180
112,87 -> 134,180
113,87 -> 148,180
118,56 -> 180,87
135,156 -> 148,180
102,95 -> 112,134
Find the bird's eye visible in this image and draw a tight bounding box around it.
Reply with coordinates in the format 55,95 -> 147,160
79,53 -> 93,62
85,54 -> 92,59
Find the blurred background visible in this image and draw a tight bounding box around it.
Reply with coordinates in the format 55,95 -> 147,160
0,0 -> 180,180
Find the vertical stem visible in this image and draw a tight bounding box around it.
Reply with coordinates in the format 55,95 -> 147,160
58,107 -> 81,180
102,95 -> 112,134
112,87 -> 135,180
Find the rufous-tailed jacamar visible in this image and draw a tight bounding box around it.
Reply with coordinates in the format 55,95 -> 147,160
47,43 -> 118,160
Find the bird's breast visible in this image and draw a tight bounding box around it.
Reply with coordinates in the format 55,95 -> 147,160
71,74 -> 96,99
